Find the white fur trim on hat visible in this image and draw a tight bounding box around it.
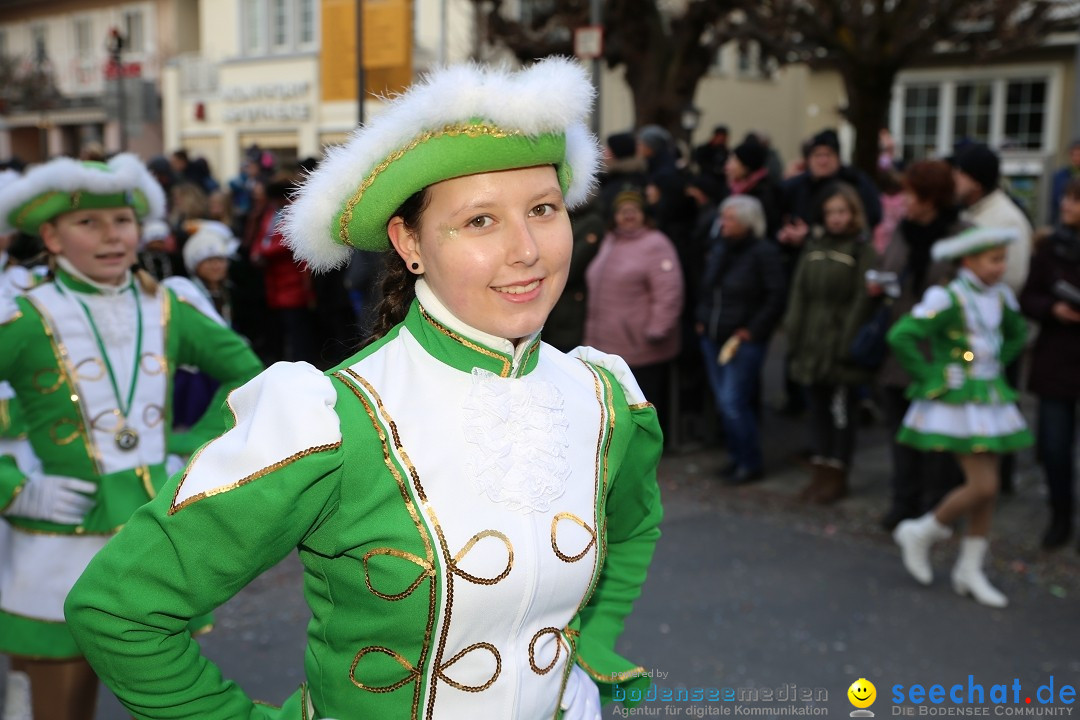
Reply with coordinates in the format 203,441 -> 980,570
931,226 -> 1018,262
0,153 -> 166,234
282,56 -> 601,272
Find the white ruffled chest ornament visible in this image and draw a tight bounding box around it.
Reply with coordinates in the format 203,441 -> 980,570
462,367 -> 571,513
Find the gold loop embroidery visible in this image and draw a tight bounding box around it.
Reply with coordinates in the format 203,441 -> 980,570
528,628 -> 564,675
32,367 -> 64,394
349,646 -> 421,693
143,404 -> 165,428
49,418 -> 81,446
449,529 -> 513,585
550,512 -> 597,563
74,357 -> 107,382
140,352 -> 167,375
362,547 -> 435,601
437,642 -> 501,692
89,408 -> 123,433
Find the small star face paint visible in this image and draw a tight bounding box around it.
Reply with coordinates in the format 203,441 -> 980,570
437,224 -> 459,241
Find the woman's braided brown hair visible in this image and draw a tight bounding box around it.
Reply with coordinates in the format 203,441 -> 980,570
363,188 -> 430,346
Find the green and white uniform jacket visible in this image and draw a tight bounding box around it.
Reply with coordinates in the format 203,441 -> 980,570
67,279 -> 664,719
0,265 -> 263,658
886,268 -> 1033,454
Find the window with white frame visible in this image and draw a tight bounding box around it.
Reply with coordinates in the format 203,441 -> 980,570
31,24 -> 48,61
953,81 -> 992,145
74,18 -> 93,59
242,0 -> 320,56
896,73 -> 1055,161
901,84 -> 940,163
298,0 -> 316,46
123,9 -> 145,54
1004,79 -> 1047,150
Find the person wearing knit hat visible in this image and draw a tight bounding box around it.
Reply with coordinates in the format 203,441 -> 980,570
888,225 -> 1031,608
0,154 -> 263,718
726,136 -> 782,236
66,57 -> 662,720
951,142 -> 1034,294
606,131 -> 637,162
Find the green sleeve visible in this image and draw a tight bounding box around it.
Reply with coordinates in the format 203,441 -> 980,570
0,300 -> 33,507
65,366 -> 343,719
1000,303 -> 1028,368
574,371 -> 663,706
886,312 -> 935,384
168,292 -> 264,456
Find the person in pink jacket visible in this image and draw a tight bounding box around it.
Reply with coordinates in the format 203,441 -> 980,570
584,188 -> 684,437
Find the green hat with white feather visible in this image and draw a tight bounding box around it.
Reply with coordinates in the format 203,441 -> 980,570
282,57 -> 601,270
0,153 -> 165,236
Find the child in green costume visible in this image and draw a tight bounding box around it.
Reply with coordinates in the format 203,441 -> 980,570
889,227 -> 1033,608
0,154 -> 263,718
66,58 -> 663,719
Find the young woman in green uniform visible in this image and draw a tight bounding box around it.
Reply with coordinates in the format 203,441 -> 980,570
65,58 -> 664,719
0,154 -> 263,718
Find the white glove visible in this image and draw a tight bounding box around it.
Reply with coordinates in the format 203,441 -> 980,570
561,664 -> 602,720
945,363 -> 966,390
5,473 -> 96,524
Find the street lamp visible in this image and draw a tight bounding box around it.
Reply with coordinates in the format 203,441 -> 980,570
106,27 -> 127,151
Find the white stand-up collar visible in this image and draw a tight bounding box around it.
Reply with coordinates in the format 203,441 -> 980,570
414,277 -> 541,367
56,256 -> 132,296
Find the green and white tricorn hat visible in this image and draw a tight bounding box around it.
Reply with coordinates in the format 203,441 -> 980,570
0,153 -> 166,236
931,226 -> 1018,262
283,56 -> 602,270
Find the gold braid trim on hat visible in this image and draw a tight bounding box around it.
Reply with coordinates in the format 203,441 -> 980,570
14,191 -> 62,228
337,122 -> 522,246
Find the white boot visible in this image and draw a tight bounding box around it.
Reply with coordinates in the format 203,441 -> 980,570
951,536 -> 1008,608
893,512 -> 952,585
2,671 -> 32,720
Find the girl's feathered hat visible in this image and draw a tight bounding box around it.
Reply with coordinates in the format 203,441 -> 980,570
0,153 -> 166,236
283,57 -> 602,270
931,226 -> 1017,262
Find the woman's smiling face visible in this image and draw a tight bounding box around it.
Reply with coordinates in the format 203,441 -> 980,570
388,165 -> 572,342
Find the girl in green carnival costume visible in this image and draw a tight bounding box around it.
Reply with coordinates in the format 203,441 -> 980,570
0,154 -> 263,719
889,227 -> 1033,608
65,58 -> 663,719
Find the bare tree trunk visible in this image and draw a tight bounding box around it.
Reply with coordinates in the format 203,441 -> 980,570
842,65 -> 899,179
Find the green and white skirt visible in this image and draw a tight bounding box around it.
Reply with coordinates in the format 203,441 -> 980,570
898,399 -> 1033,454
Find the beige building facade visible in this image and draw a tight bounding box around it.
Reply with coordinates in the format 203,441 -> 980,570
0,0 -> 198,162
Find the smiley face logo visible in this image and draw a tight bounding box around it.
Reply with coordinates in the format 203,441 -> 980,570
848,678 -> 877,709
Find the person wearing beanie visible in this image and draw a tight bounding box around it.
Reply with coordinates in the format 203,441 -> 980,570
889,227 -> 1033,608
726,135 -> 781,237
778,127 -> 883,251
65,58 -> 663,720
0,154 -> 262,718
952,143 -> 1033,294
598,130 -> 647,222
